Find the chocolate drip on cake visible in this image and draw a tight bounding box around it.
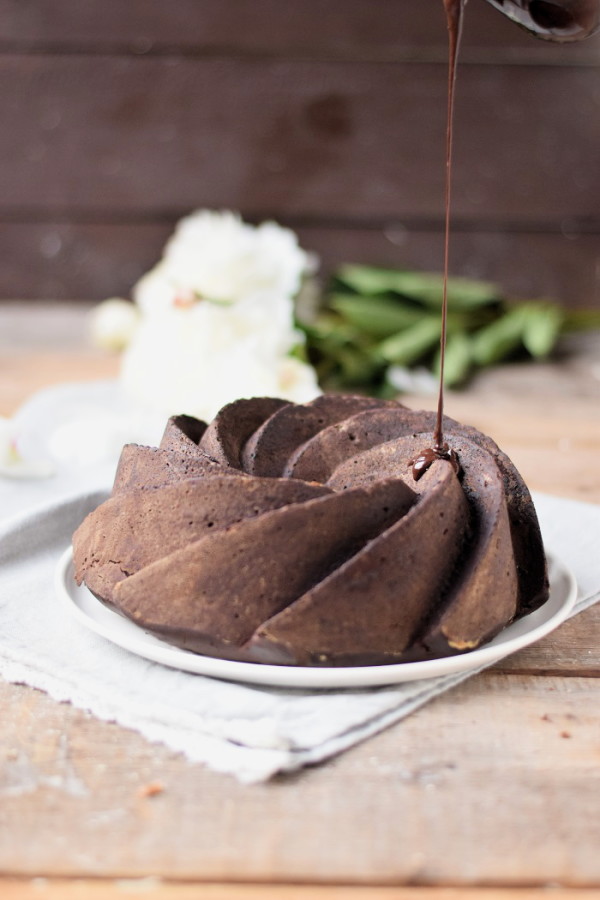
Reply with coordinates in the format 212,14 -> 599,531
412,0 -> 466,482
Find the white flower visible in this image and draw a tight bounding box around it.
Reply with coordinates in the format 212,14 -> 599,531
0,416 -> 55,479
134,210 -> 311,313
120,306 -> 319,422
90,298 -> 140,351
119,210 -> 321,420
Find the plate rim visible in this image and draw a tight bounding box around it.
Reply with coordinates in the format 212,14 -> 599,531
55,547 -> 577,689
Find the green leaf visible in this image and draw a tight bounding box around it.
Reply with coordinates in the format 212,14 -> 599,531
435,331 -> 473,386
471,306 -> 528,367
288,342 -> 309,363
336,347 -> 380,383
521,302 -> 564,358
202,296 -> 234,307
335,264 -> 500,310
330,293 -> 422,338
378,317 -> 441,366
305,313 -> 360,346
561,309 -> 600,333
376,380 -> 400,400
334,265 -> 411,296
297,259 -> 597,396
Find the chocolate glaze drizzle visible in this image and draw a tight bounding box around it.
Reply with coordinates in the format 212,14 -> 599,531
411,444 -> 462,481
411,0 -> 465,483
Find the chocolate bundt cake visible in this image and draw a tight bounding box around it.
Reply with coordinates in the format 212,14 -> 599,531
72,394 -> 549,666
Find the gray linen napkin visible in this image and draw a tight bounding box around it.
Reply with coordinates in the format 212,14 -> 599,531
0,485 -> 598,782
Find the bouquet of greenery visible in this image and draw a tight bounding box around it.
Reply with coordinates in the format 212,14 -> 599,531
298,264 -> 600,396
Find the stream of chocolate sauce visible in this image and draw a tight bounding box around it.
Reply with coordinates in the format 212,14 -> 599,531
411,0 -> 599,483
411,0 -> 465,482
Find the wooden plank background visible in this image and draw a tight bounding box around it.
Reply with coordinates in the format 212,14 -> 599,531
2,663 -> 600,883
0,0 -> 598,305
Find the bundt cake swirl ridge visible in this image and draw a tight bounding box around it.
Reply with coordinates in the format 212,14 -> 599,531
72,394 -> 549,666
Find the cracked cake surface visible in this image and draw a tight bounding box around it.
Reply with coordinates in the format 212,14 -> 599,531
73,394 -> 549,666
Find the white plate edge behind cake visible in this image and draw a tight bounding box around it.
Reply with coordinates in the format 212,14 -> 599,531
54,547 -> 576,689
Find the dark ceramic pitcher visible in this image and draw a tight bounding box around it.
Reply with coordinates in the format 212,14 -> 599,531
484,0 -> 600,40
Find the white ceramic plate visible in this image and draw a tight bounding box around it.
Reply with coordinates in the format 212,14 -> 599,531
55,548 -> 577,689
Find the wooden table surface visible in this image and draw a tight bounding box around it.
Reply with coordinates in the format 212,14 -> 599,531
1,303 -> 599,900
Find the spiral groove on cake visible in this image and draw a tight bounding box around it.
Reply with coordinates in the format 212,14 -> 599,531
73,394 -> 549,666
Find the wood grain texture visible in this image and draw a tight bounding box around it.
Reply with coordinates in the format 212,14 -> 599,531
0,2 -> 598,303
1,673 -> 599,884
497,604 -> 600,675
3,884 -> 600,900
0,350 -> 118,416
1,309 -> 599,890
4,886 -> 600,900
1,223 -> 599,306
0,0 -> 598,62
0,57 -> 598,222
